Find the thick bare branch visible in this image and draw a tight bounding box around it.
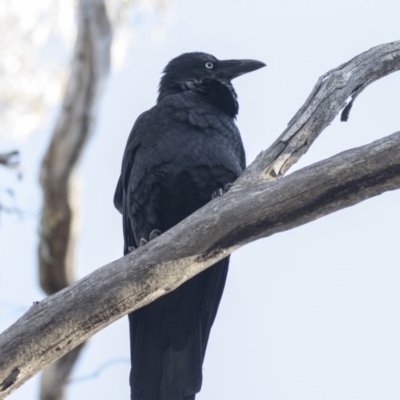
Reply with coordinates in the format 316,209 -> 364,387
238,40 -> 400,185
0,40 -> 399,398
37,0 -> 112,398
1,131 -> 400,398
38,0 -> 112,295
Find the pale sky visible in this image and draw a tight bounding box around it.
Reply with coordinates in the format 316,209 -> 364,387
1,0 -> 400,399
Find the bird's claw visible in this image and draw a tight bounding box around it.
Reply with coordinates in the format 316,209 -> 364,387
223,183 -> 233,192
149,229 -> 162,241
138,229 -> 162,247
212,188 -> 224,199
128,246 -> 136,252
211,183 -> 233,199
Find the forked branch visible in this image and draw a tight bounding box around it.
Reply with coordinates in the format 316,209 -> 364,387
0,40 -> 399,398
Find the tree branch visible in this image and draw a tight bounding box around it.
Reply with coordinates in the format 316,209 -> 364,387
0,150 -> 20,218
37,0 -> 112,398
238,40 -> 400,184
38,0 -> 111,295
0,40 -> 399,398
0,151 -> 19,169
1,131 -> 400,397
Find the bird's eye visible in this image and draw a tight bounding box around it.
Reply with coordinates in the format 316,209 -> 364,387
205,62 -> 214,69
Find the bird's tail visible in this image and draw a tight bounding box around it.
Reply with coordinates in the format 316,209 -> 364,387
128,289 -> 203,399
129,260 -> 229,400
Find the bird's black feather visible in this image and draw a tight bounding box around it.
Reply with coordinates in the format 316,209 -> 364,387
114,52 -> 264,399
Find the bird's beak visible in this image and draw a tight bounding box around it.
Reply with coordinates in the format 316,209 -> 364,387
218,59 -> 266,80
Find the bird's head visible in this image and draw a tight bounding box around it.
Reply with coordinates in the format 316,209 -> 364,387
157,52 -> 266,115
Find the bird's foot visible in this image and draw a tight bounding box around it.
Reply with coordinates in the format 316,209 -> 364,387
128,246 -> 136,252
139,229 -> 162,247
149,229 -> 162,241
211,183 -> 233,199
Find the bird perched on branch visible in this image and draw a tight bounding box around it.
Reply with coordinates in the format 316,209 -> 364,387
114,52 -> 265,400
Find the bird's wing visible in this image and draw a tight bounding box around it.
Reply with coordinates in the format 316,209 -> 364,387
115,97 -> 244,399
114,109 -> 154,252
113,110 -> 151,213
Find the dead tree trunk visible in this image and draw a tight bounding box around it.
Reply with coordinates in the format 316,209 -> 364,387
37,0 -> 112,399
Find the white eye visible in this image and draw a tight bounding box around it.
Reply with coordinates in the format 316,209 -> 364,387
205,62 -> 214,69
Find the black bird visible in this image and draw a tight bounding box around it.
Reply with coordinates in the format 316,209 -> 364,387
114,52 -> 265,400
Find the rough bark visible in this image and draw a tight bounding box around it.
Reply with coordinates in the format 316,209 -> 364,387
37,0 -> 112,399
0,40 -> 399,398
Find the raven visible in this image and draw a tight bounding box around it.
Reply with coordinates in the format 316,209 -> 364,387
114,52 -> 265,400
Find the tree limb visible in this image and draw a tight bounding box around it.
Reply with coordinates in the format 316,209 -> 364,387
0,40 -> 399,398
1,130 -> 400,397
38,0 -> 111,295
238,40 -> 400,184
0,151 -> 20,218
37,0 -> 112,398
0,151 -> 19,170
